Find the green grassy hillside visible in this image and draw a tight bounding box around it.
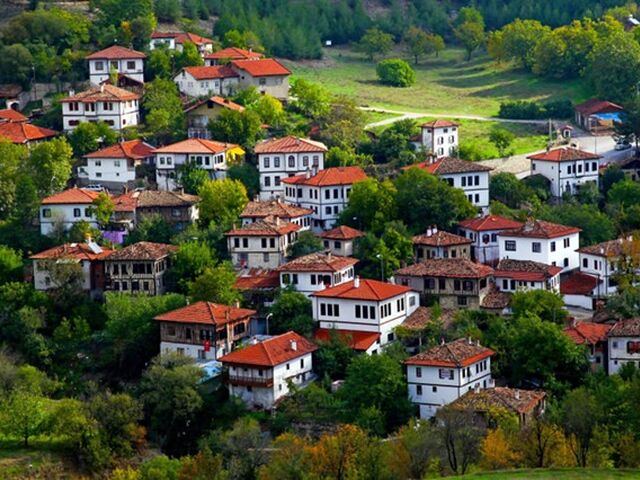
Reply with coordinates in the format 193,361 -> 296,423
448,468 -> 640,479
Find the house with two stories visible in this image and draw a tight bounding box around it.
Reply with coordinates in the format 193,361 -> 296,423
230,58 -> 291,100
104,241 -> 177,295
394,258 -> 494,310
255,136 -> 327,200
131,190 -> 200,228
173,66 -> 239,98
412,227 -> 472,261
499,219 -> 581,273
405,337 -> 495,418
150,31 -> 215,56
564,321 -> 611,372
276,252 -> 358,297
310,277 -> 420,353
608,318 -> 640,375
528,147 -> 601,198
61,84 -> 140,132
86,45 -> 146,85
494,259 -> 562,293
282,166 -> 368,232
185,96 -> 245,139
79,139 -> 155,189
155,301 -> 256,361
0,122 -> 57,145
219,331 -> 317,410
39,188 -> 102,236
319,225 -> 363,257
153,138 -> 244,191
240,199 -> 312,231
418,119 -> 459,158
205,47 -> 264,66
458,215 -> 524,266
227,216 -> 300,270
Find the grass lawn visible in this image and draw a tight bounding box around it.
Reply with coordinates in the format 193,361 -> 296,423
286,47 -> 593,117
448,468 -> 640,479
364,109 -> 402,125
0,438 -> 79,479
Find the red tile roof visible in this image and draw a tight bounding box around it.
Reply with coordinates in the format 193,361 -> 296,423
61,84 -> 140,103
564,322 -> 611,345
153,138 -> 240,154
86,45 -> 146,60
231,58 -> 291,77
319,225 -> 364,241
405,337 -> 494,367
84,139 -> 154,159
560,272 -> 599,295
459,215 -> 524,232
395,259 -> 494,279
205,47 -> 264,61
151,31 -> 214,46
311,278 -> 413,301
184,95 -> 245,113
406,157 -> 493,174
106,241 -> 177,261
277,252 -> 358,273
254,136 -> 327,154
0,108 -> 27,123
421,119 -> 459,128
528,147 -> 601,162
577,238 -> 630,257
402,306 -> 457,330
240,200 -> 312,219
0,122 -> 57,144
494,259 -> 562,282
500,219 -> 581,239
226,217 -> 300,237
30,242 -> 114,261
234,269 -> 280,290
282,166 -> 367,187
412,229 -> 471,247
154,301 -> 255,326
575,99 -> 623,116
451,387 -> 545,416
480,283 -> 512,310
314,328 -> 379,351
41,187 -> 102,205
609,318 -> 640,337
182,65 -> 238,80
219,331 -> 317,367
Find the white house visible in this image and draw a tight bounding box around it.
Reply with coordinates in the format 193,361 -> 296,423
528,147 -> 602,198
608,319 -> 640,375
276,252 -> 358,297
255,136 -> 327,200
173,66 -> 239,98
219,331 -> 318,410
240,199 -> 312,231
310,277 -> 420,352
150,31 -> 215,56
230,58 -> 291,100
61,84 -> 140,132
458,215 -> 524,266
494,259 -> 562,293
419,119 -> 459,158
405,337 -> 495,419
226,217 -> 300,270
498,219 -> 581,273
152,138 -> 244,191
319,225 -> 363,257
85,45 -> 146,85
79,139 -> 154,189
406,157 -> 493,211
40,188 -> 103,236
205,47 -> 264,66
282,166 -> 368,232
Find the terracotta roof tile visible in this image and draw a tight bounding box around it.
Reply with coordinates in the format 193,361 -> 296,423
405,337 -> 494,367
61,84 -> 140,103
0,108 -> 27,123
153,138 -> 240,154
395,259 -> 494,279
184,95 -> 245,113
451,387 -> 546,415
319,225 -> 364,241
231,58 -> 291,77
205,47 -> 264,61
134,190 -> 199,208
86,45 -> 146,60
577,238 -> 630,257
41,187 -> 102,205
311,278 -> 413,301
254,136 -> 327,154
240,200 -> 312,219
480,283 -> 512,310
154,301 -> 255,326
608,318 -> 640,337
560,272 -> 599,295
219,331 -> 317,367
412,229 -> 472,247
0,123 -> 57,144
402,306 -> 456,330
421,119 -> 459,128
282,166 -> 367,187
277,252 -> 358,273
234,269 -> 280,290
106,241 -> 177,261
564,321 -> 611,345
84,139 -> 155,159
528,147 -> 601,162
182,65 -> 238,80
226,217 -> 300,237
406,157 -> 493,174
151,31 -> 214,45
494,259 -> 562,282
314,328 -> 379,351
500,219 -> 581,239
458,215 -> 524,232
575,99 -> 623,115
30,242 -> 114,261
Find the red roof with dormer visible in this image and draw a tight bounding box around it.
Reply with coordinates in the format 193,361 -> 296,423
219,331 -> 317,367
84,139 -> 155,159
459,215 -> 524,232
231,58 -> 291,77
86,45 -> 146,60
41,187 -> 102,205
282,166 -> 367,187
311,278 -> 413,301
0,123 -> 57,144
154,301 -> 255,326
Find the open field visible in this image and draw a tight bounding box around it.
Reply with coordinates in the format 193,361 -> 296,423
287,47 -> 592,117
448,468 -> 640,479
0,439 -> 77,479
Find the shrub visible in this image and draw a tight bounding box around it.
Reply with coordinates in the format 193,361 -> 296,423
499,99 -> 573,120
376,59 -> 416,87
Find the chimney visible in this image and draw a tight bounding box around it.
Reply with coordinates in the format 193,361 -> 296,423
354,275 -> 360,288
290,339 -> 297,351
474,385 -> 480,394
440,337 -> 445,345
305,169 -> 312,179
225,309 -> 230,322
84,233 -> 92,244
515,390 -> 520,400
467,337 -> 473,345
432,225 -> 438,234
476,339 -> 480,346
327,251 -> 332,259
100,84 -> 104,93
235,300 -> 240,308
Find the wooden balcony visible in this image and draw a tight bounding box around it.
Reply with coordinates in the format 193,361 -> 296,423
225,373 -> 273,388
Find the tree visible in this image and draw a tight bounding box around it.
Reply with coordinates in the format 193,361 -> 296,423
616,96 -> 640,151
67,121 -> 117,156
588,31 -> 640,103
489,172 -> 534,208
208,109 -> 262,149
169,241 -> 216,293
403,26 -> 431,64
214,417 -> 270,479
289,78 -> 332,119
289,231 -> 323,258
560,387 -> 600,467
269,289 -> 313,336
454,21 -> 485,61
313,330 -> 355,380
499,19 -> 550,71
480,427 -> 522,470
147,47 -> 173,80
228,163 -> 260,200
125,214 -> 175,245
454,6 -> 485,29
354,27 -> 394,61
0,389 -> 49,447
356,222 -> 413,281
143,78 -> 185,143
519,417 -> 570,468
0,245 -> 23,285
317,96 -> 366,150
538,203 -> 615,247
174,41 -> 204,71
0,140 -> 27,221
188,262 -> 240,305
339,178 -> 397,234
436,406 -> 486,475
28,137 -> 73,197
489,128 -> 515,157
178,448 -> 228,480
88,392 -> 144,458
177,162 -> 209,195
258,433 -> 310,480
222,29 -> 264,52
389,419 -> 440,479
511,290 -> 568,324
249,94 -> 284,126
91,192 -> 114,227
0,44 -> 34,87
376,59 -> 416,87
198,178 -> 248,228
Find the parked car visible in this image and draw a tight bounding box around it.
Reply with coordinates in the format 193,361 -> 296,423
84,184 -> 105,191
615,139 -> 632,151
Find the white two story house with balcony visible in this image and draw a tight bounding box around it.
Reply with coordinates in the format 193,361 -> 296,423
173,66 -> 239,98
282,166 -> 368,232
419,120 -> 459,158
276,252 -> 358,297
86,45 -> 146,85
528,147 -> 602,198
494,259 -> 562,293
458,215 -> 524,266
240,199 -> 312,232
39,188 -> 102,235
255,136 -> 327,200
499,219 -> 581,273
61,84 -> 140,131
80,139 -> 154,189
608,319 -> 640,375
405,337 -> 495,418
